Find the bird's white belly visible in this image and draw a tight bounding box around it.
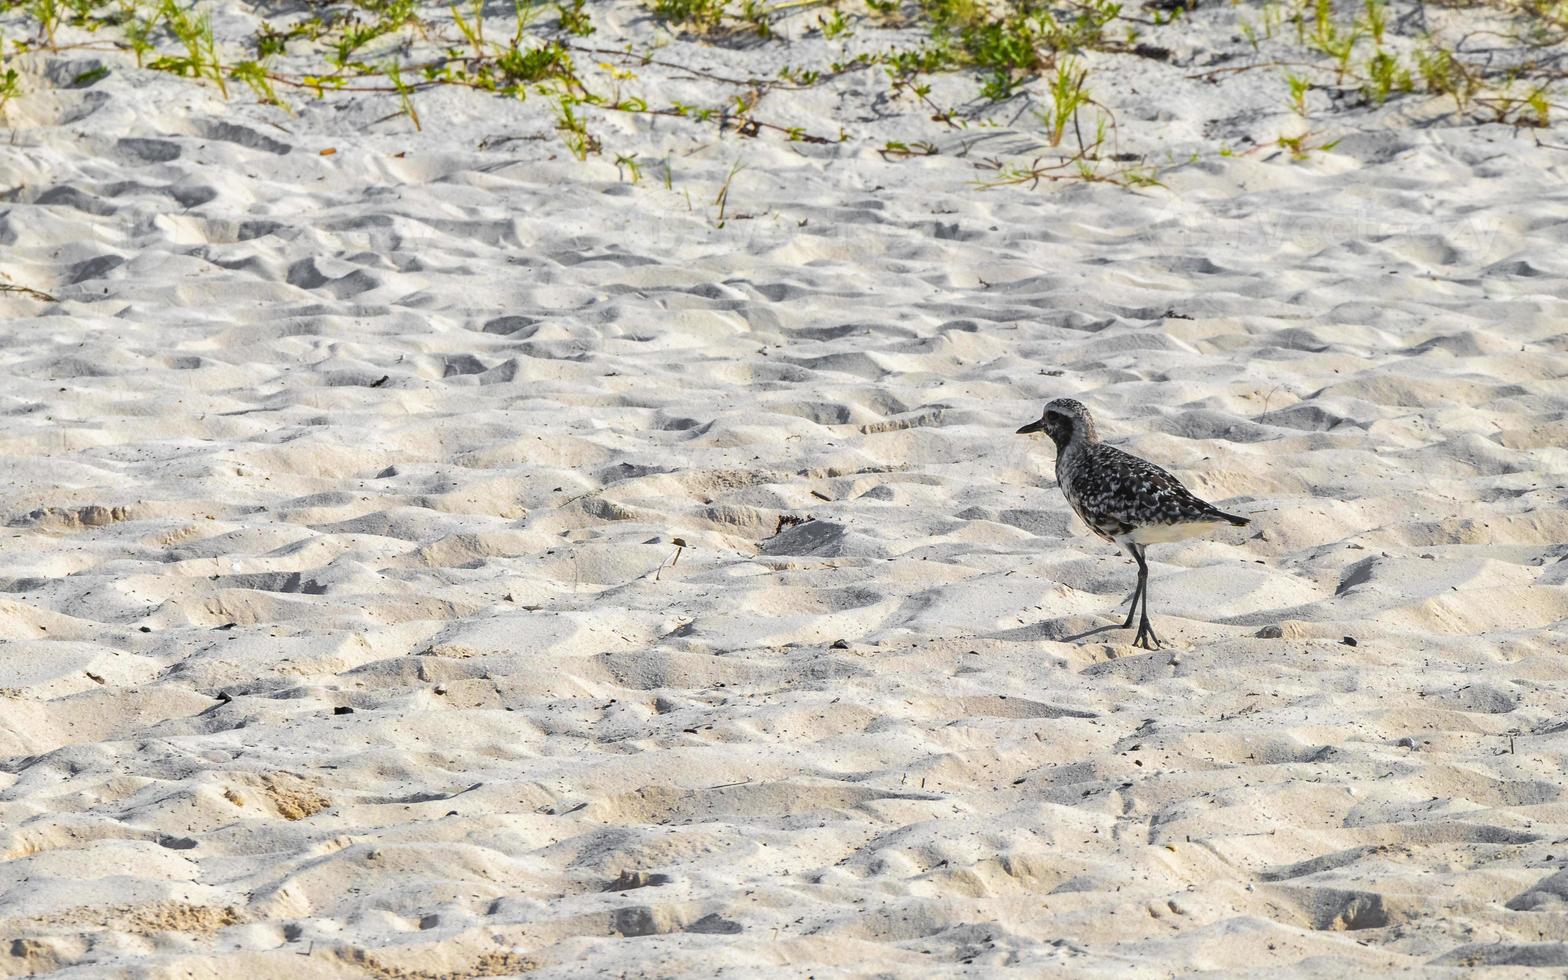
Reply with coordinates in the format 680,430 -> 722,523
1116,520 -> 1228,545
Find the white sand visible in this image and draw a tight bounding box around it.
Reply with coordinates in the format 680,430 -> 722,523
3,0 -> 1568,975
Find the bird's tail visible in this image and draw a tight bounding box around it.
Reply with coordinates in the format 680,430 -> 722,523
1215,510 -> 1250,527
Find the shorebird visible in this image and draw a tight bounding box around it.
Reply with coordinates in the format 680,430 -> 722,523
1017,398 -> 1250,649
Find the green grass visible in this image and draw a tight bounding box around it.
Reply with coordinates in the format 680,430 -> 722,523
650,0 -> 728,33
1042,57 -> 1090,147
1286,71 -> 1310,115
711,157 -> 746,227
1362,49 -> 1410,105
0,0 -> 1564,192
0,62 -> 19,115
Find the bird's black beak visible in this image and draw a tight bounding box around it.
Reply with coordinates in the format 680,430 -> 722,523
1017,418 -> 1045,435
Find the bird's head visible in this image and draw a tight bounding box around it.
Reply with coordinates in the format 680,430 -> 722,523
1017,397 -> 1098,447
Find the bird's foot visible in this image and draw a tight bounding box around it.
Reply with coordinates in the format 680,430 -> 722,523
1133,619 -> 1162,650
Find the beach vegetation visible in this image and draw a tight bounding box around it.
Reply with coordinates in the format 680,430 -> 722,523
1041,56 -> 1089,147
230,58 -> 284,108
1237,2 -> 1283,51
556,0 -> 593,36
152,0 -> 226,97
385,57 -> 418,127
27,0 -> 63,50
1274,130 -> 1339,160
712,157 -> 746,227
1285,71 -> 1310,115
1414,42 -> 1478,110
0,0 -> 1563,194
1359,0 -> 1387,47
553,91 -> 599,158
879,139 -> 938,159
0,61 -> 18,115
818,7 -> 849,38
1362,49 -> 1409,104
0,279 -> 59,301
650,0 -> 728,34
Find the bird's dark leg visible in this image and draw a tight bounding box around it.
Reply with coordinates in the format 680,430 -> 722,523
1131,545 -> 1161,650
1120,544 -> 1143,630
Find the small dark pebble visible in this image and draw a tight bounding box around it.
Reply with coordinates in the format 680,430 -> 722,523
1342,636 -> 1358,647
333,706 -> 354,715
138,626 -> 152,633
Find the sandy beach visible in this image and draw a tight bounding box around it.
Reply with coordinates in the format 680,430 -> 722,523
3,0 -> 1568,974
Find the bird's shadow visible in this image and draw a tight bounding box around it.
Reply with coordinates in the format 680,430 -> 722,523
989,617 -> 1129,645
1059,623 -> 1125,644
989,590 -> 1138,646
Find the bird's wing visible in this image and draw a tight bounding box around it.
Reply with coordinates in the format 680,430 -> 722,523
1082,444 -> 1235,528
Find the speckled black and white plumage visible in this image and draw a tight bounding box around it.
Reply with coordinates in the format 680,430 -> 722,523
1017,397 -> 1250,649
1057,441 -> 1249,544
